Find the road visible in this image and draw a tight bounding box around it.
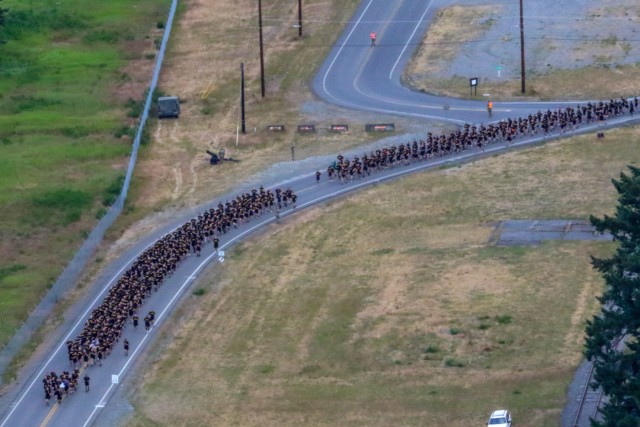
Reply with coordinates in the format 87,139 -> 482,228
312,0 -> 585,124
1,0 -> 638,426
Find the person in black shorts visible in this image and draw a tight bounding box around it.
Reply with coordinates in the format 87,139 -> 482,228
84,375 -> 90,392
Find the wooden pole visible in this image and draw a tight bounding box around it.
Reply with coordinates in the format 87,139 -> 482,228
240,63 -> 246,133
519,0 -> 526,94
259,0 -> 265,97
298,0 -> 303,37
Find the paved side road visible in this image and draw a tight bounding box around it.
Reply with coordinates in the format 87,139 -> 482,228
491,220 -> 613,246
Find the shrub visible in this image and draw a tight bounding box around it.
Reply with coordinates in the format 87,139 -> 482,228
125,97 -> 144,118
114,126 -> 135,139
0,264 -> 27,282
424,344 -> 440,354
495,314 -> 513,325
192,288 -> 206,296
444,358 -> 464,368
32,188 -> 92,211
102,175 -> 124,206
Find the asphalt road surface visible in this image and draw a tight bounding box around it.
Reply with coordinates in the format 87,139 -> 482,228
312,0 -> 588,124
1,1 -> 638,426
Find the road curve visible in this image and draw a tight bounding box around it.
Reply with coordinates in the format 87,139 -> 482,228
312,0 -> 594,124
1,0 -> 639,426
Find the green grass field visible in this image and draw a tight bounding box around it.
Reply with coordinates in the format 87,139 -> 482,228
0,0 -> 170,361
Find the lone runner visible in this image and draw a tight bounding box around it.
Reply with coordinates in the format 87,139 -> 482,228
370,31 -> 376,47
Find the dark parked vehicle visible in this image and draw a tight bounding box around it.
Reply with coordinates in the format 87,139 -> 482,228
158,96 -> 180,118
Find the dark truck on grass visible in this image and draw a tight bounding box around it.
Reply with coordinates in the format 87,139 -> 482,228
157,96 -> 180,118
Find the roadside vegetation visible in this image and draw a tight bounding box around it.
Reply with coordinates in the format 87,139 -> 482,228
127,125 -> 640,426
586,167 -> 640,426
0,0 -> 169,358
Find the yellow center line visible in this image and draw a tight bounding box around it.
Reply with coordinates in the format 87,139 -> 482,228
39,362 -> 89,427
39,403 -> 58,427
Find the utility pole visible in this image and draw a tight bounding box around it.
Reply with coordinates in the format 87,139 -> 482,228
519,0 -> 526,94
297,0 -> 303,37
258,0 -> 266,97
240,63 -> 246,134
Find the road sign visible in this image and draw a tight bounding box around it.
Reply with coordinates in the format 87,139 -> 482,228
112,374 -> 119,384
218,250 -> 225,263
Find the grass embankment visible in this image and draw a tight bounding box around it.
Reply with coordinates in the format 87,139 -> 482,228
127,124 -> 640,425
0,0 -> 169,362
404,4 -> 640,101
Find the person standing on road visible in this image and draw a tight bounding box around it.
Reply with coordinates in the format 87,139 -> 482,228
124,339 -> 129,356
370,31 -> 376,47
84,375 -> 90,392
315,170 -> 321,183
487,100 -> 493,118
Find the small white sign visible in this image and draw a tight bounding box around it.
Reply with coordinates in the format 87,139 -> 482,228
112,374 -> 119,384
218,251 -> 225,258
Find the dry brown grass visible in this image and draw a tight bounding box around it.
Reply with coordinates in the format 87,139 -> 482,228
404,4 -> 640,101
405,5 -> 500,77
126,125 -> 640,426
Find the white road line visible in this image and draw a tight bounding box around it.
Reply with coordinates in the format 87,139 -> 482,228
388,0 -> 433,80
321,0 -> 375,104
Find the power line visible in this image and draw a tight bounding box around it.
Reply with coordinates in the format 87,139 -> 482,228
259,15 -> 640,24
261,37 -> 640,48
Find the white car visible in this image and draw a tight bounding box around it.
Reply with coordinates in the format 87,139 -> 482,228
487,409 -> 512,426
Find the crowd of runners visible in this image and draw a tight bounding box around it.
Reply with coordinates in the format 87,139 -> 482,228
37,96 -> 640,407
42,369 -> 91,406
325,98 -> 638,183
43,186 -> 297,405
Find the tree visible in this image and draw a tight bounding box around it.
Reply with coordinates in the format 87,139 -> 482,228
585,165 -> 640,426
0,0 -> 7,44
